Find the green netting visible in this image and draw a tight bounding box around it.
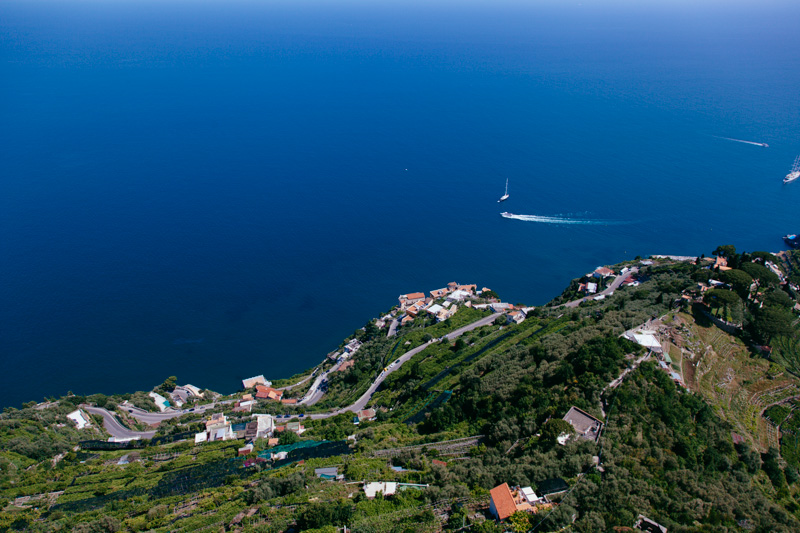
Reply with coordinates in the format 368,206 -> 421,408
257,439 -> 326,458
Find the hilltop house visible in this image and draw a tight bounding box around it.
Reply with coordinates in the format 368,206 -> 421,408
593,267 -> 615,278
507,309 -> 526,324
714,256 -> 731,271
398,292 -> 425,310
251,414 -> 274,439
426,303 -> 455,322
67,409 -> 92,430
363,482 -> 429,499
489,483 -> 550,521
255,385 -> 283,401
562,406 -> 603,443
315,467 -> 341,480
446,290 -> 472,302
233,399 -> 257,413
195,413 -> 235,443
344,338 -> 362,355
623,330 -> 662,354
242,375 -> 269,389
430,288 -> 450,299
148,392 -> 170,412
490,302 -> 512,313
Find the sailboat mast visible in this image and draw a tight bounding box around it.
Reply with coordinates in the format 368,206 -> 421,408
505,178 -> 508,195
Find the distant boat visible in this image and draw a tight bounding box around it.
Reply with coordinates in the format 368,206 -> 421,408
498,179 -> 509,202
784,234 -> 800,249
784,156 -> 800,184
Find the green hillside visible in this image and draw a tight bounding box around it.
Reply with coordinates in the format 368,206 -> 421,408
3,249 -> 800,532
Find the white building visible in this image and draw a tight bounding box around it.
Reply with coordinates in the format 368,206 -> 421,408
242,375 -> 270,389
148,392 -> 170,412
624,330 -> 662,353
363,482 -> 398,499
520,486 -> 544,505
252,414 -> 275,438
446,290 -> 471,302
67,409 -> 91,430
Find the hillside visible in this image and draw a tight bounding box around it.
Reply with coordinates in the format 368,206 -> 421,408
2,249 -> 800,532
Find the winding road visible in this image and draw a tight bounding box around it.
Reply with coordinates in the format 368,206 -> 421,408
123,312 -> 503,426
564,267 -> 638,308
84,406 -> 157,440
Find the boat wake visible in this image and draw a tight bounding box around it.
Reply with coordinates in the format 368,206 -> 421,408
710,135 -> 768,148
500,212 -> 622,225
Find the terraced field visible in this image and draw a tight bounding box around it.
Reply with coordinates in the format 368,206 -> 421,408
664,312 -> 800,451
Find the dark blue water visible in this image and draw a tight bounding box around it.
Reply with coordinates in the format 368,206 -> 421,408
2,0 -> 800,407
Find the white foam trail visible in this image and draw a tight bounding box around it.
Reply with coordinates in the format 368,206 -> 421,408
711,135 -> 768,147
501,212 -> 610,225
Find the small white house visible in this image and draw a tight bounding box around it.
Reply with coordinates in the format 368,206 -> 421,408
242,375 -> 269,389
148,392 -> 170,412
363,482 -> 398,499
446,290 -> 471,302
67,409 -> 91,430
252,414 -> 275,438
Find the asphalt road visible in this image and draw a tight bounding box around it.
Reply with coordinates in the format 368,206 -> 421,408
564,267 -> 638,308
83,406 -> 156,440
337,312 -> 503,415
387,318 -> 399,338
277,368 -> 318,391
125,311 -> 503,424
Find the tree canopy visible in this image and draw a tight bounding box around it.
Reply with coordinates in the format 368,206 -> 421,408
719,269 -> 753,298
739,262 -> 779,287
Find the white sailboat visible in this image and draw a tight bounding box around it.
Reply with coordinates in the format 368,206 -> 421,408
498,178 -> 509,202
784,156 -> 800,184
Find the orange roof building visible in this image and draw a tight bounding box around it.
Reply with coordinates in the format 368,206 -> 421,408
489,483 -> 518,521
337,360 -> 355,372
255,385 -> 283,401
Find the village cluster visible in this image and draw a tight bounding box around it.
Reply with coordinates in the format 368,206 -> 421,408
396,281 -> 532,326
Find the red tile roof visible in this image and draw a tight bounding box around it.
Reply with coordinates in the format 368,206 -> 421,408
404,292 -> 425,300
490,483 -> 518,521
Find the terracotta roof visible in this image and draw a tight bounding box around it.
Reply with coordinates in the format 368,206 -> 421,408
490,483 -> 518,521
337,360 -> 355,372
254,386 -> 282,400
281,398 -> 298,404
404,292 -> 425,300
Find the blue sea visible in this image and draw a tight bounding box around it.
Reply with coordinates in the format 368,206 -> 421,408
2,0 -> 800,407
